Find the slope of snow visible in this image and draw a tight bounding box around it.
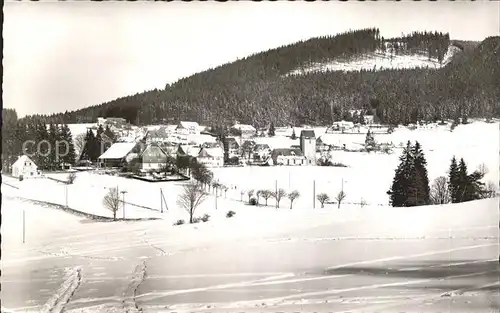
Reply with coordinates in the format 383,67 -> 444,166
288,45 -> 461,75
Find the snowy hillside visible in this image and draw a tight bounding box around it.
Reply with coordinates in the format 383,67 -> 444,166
288,45 -> 462,75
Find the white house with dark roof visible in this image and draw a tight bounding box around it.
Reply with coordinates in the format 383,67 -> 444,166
196,146 -> 224,167
176,121 -> 200,136
11,155 -> 41,178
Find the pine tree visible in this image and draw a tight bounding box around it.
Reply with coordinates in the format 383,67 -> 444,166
457,158 -> 468,202
448,156 -> 460,203
408,141 -> 430,206
35,123 -> 50,170
387,141 -> 413,207
104,125 -> 115,142
268,122 -> 276,137
291,128 -> 297,140
47,123 -> 60,170
60,124 -> 76,165
365,130 -> 376,152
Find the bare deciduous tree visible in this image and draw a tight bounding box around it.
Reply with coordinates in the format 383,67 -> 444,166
272,188 -> 287,208
336,190 -> 347,208
67,172 -> 77,184
103,187 -> 120,220
177,182 -> 208,224
261,190 -> 272,206
240,189 -> 246,202
360,198 -> 367,208
317,193 -> 330,208
247,189 -> 255,203
288,190 -> 300,210
74,133 -> 86,160
430,176 -> 450,204
477,163 -> 488,176
483,181 -> 498,199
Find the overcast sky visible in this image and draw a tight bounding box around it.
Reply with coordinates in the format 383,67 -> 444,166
3,1 -> 499,117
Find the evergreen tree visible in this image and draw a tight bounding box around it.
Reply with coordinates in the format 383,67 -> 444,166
408,141 -> 430,206
457,158 -> 469,202
60,124 -> 76,165
47,123 -> 60,170
35,123 -> 50,170
364,130 -> 376,152
104,125 -> 116,142
387,141 -> 413,207
448,156 -> 460,203
291,128 -> 297,140
268,122 -> 276,137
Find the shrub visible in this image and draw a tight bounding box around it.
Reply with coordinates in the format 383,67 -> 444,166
173,219 -> 185,226
192,217 -> 201,223
67,172 -> 77,184
249,197 -> 258,205
19,175 -> 24,181
226,210 -> 236,218
201,214 -> 210,222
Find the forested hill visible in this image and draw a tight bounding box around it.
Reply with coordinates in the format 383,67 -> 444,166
22,29 -> 500,128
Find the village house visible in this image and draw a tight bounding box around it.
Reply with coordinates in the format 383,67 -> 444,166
136,143 -> 169,171
223,137 -> 240,157
196,146 -> 224,168
145,126 -> 172,144
230,122 -> 256,138
98,142 -> 138,168
177,145 -> 201,158
326,121 -> 355,133
176,121 -> 200,136
270,148 -> 306,166
11,155 -> 41,178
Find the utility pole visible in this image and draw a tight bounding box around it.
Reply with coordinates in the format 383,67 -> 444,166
120,190 -> 128,218
22,209 -> 26,244
275,180 -> 278,209
65,184 -> 68,208
313,180 -> 316,209
215,187 -> 218,210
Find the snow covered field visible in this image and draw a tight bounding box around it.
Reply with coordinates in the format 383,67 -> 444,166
1,120 -> 499,312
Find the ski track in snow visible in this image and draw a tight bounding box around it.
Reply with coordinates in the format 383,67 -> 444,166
41,267 -> 82,313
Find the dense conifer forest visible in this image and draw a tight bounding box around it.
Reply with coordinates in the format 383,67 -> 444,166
15,29 -> 500,129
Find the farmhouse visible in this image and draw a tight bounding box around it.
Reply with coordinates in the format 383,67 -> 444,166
146,126 -> 174,144
223,137 -> 240,156
98,142 -> 138,168
177,145 -> 201,158
176,121 -> 200,136
230,123 -> 256,138
11,155 -> 41,178
137,143 -> 169,171
326,121 -> 355,133
300,130 -> 317,165
197,147 -> 224,167
270,148 -> 306,166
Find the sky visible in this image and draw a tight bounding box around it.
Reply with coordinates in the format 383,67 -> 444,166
3,1 -> 499,117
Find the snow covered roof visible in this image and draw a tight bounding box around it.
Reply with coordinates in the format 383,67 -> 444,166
232,124 -> 256,132
12,155 -> 37,168
198,147 -> 224,158
271,148 -> 304,158
98,142 -> 137,160
178,145 -> 201,157
177,121 -> 200,130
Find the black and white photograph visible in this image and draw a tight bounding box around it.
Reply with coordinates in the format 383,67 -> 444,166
1,1 -> 499,312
